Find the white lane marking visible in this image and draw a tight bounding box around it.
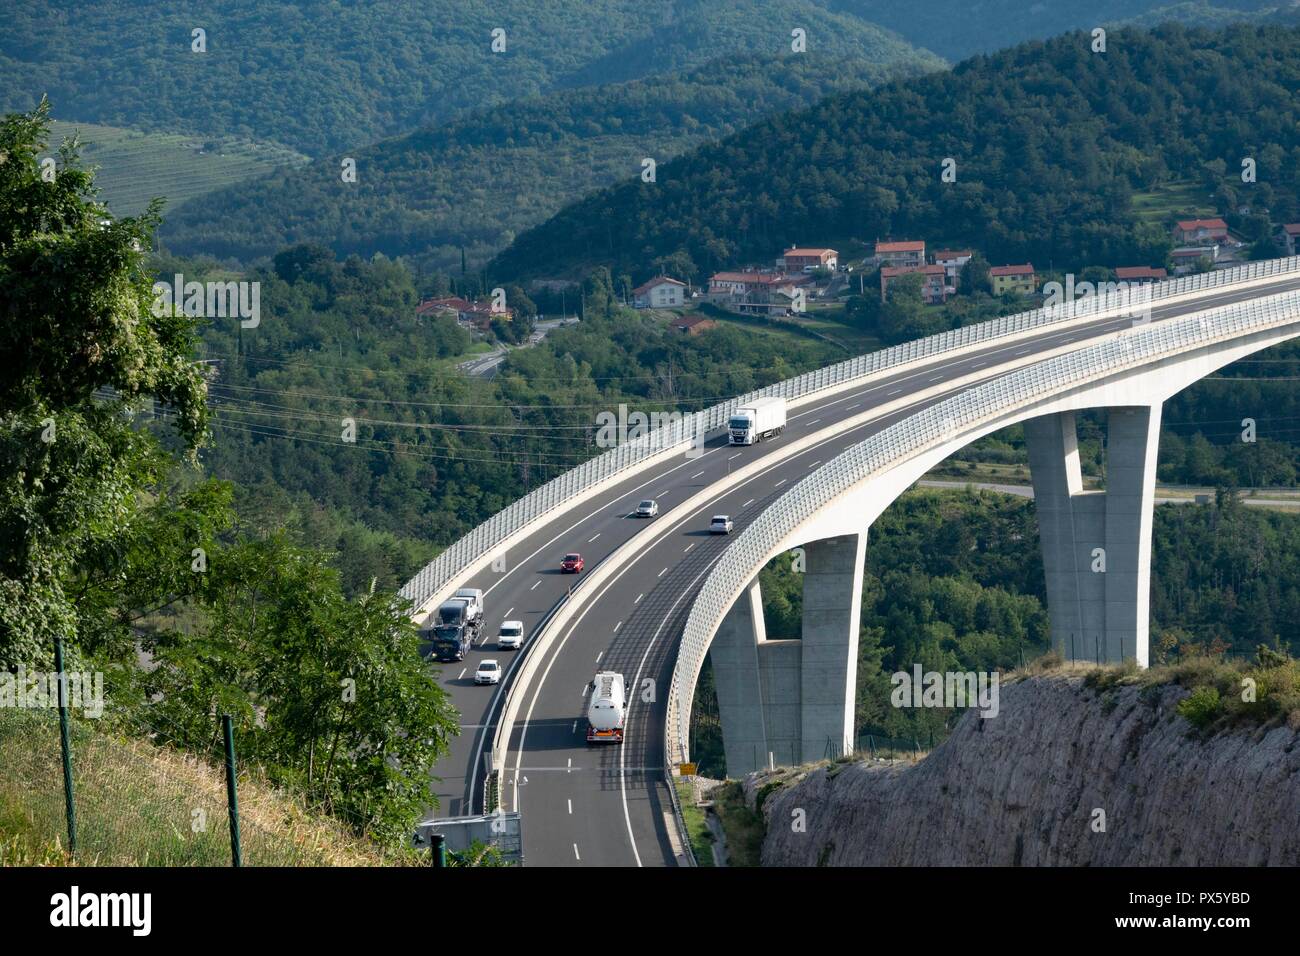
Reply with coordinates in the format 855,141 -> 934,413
596,650 -> 603,663
613,621 -> 622,632
505,607 -> 514,617
657,489 -> 669,497
574,844 -> 581,861
530,580 -> 541,591
568,799 -> 573,815
728,453 -> 741,460
846,403 -> 860,410
571,720 -> 577,733
635,593 -> 644,603
809,460 -> 821,468
929,375 -> 943,382
1016,348 -> 1030,355
588,533 -> 601,542
690,471 -> 705,479
457,668 -> 466,680
659,567 -> 668,577
619,557 -> 723,867
806,419 -> 820,426
888,388 -> 903,395
775,478 -> 787,487
582,683 -> 590,697
684,543 -> 695,553
567,758 -> 572,773
971,362 -> 986,368
742,498 -> 754,508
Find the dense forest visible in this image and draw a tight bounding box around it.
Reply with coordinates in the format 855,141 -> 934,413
689,488 -> 1300,775
831,0 -> 1296,59
159,52 -> 940,274
492,23 -> 1300,283
2,0 -> 936,156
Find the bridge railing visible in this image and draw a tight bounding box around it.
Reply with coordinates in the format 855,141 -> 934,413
666,285 -> 1300,765
401,257 -> 1300,615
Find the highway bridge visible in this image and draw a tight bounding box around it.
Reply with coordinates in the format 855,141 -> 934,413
402,258 -> 1300,866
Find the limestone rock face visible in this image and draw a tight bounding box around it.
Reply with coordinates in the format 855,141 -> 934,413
751,675 -> 1300,866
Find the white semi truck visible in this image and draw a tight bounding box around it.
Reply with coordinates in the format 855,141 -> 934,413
586,671 -> 626,744
728,396 -> 787,445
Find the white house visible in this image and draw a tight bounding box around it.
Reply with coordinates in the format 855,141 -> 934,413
632,276 -> 687,309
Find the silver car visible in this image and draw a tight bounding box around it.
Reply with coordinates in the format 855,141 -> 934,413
635,499 -> 659,517
709,515 -> 733,534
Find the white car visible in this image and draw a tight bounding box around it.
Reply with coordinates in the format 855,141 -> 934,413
498,620 -> 524,650
474,660 -> 502,685
635,499 -> 659,518
709,515 -> 734,534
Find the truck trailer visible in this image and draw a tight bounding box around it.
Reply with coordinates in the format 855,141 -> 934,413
728,396 -> 787,445
586,671 -> 626,744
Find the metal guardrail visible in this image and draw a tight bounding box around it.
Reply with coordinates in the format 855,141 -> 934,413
665,285 -> 1300,765
399,257 -> 1300,615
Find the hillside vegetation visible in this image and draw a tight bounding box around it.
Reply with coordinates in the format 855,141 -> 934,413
3,0 -> 936,156
160,52 -> 941,272
829,0 -> 1296,59
492,23 -> 1300,282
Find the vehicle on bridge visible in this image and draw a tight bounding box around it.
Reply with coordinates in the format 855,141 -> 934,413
635,499 -> 659,517
429,597 -> 480,661
709,515 -> 734,534
729,396 -> 786,445
586,671 -> 626,744
560,552 -> 585,573
452,587 -> 485,626
474,660 -> 501,685
497,620 -> 524,650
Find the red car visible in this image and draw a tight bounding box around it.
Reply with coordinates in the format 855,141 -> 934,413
560,552 -> 585,573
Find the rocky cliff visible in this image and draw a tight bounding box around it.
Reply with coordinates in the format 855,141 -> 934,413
749,674 -> 1300,866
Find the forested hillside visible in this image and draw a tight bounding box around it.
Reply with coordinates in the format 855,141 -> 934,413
159,52 -> 940,272
830,0 -> 1296,59
3,0 -> 936,157
492,23 -> 1300,282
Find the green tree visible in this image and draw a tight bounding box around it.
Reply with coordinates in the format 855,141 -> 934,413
0,100 -> 208,669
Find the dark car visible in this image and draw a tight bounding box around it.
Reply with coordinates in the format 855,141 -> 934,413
561,552 -> 585,573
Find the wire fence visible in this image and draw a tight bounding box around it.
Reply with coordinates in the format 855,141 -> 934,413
0,680 -> 417,866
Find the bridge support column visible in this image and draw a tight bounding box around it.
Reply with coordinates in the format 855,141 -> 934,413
1026,406 -> 1160,666
799,533 -> 866,763
711,581 -> 770,777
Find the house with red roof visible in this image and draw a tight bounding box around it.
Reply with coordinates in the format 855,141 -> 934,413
1114,266 -> 1168,283
780,247 -> 839,272
874,240 -> 926,269
989,264 -> 1036,296
1174,218 -> 1229,244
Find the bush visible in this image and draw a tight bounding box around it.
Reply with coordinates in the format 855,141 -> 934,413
1178,685 -> 1223,729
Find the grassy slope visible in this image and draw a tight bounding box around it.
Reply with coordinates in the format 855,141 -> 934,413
49,119 -> 308,218
0,709 -> 414,866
